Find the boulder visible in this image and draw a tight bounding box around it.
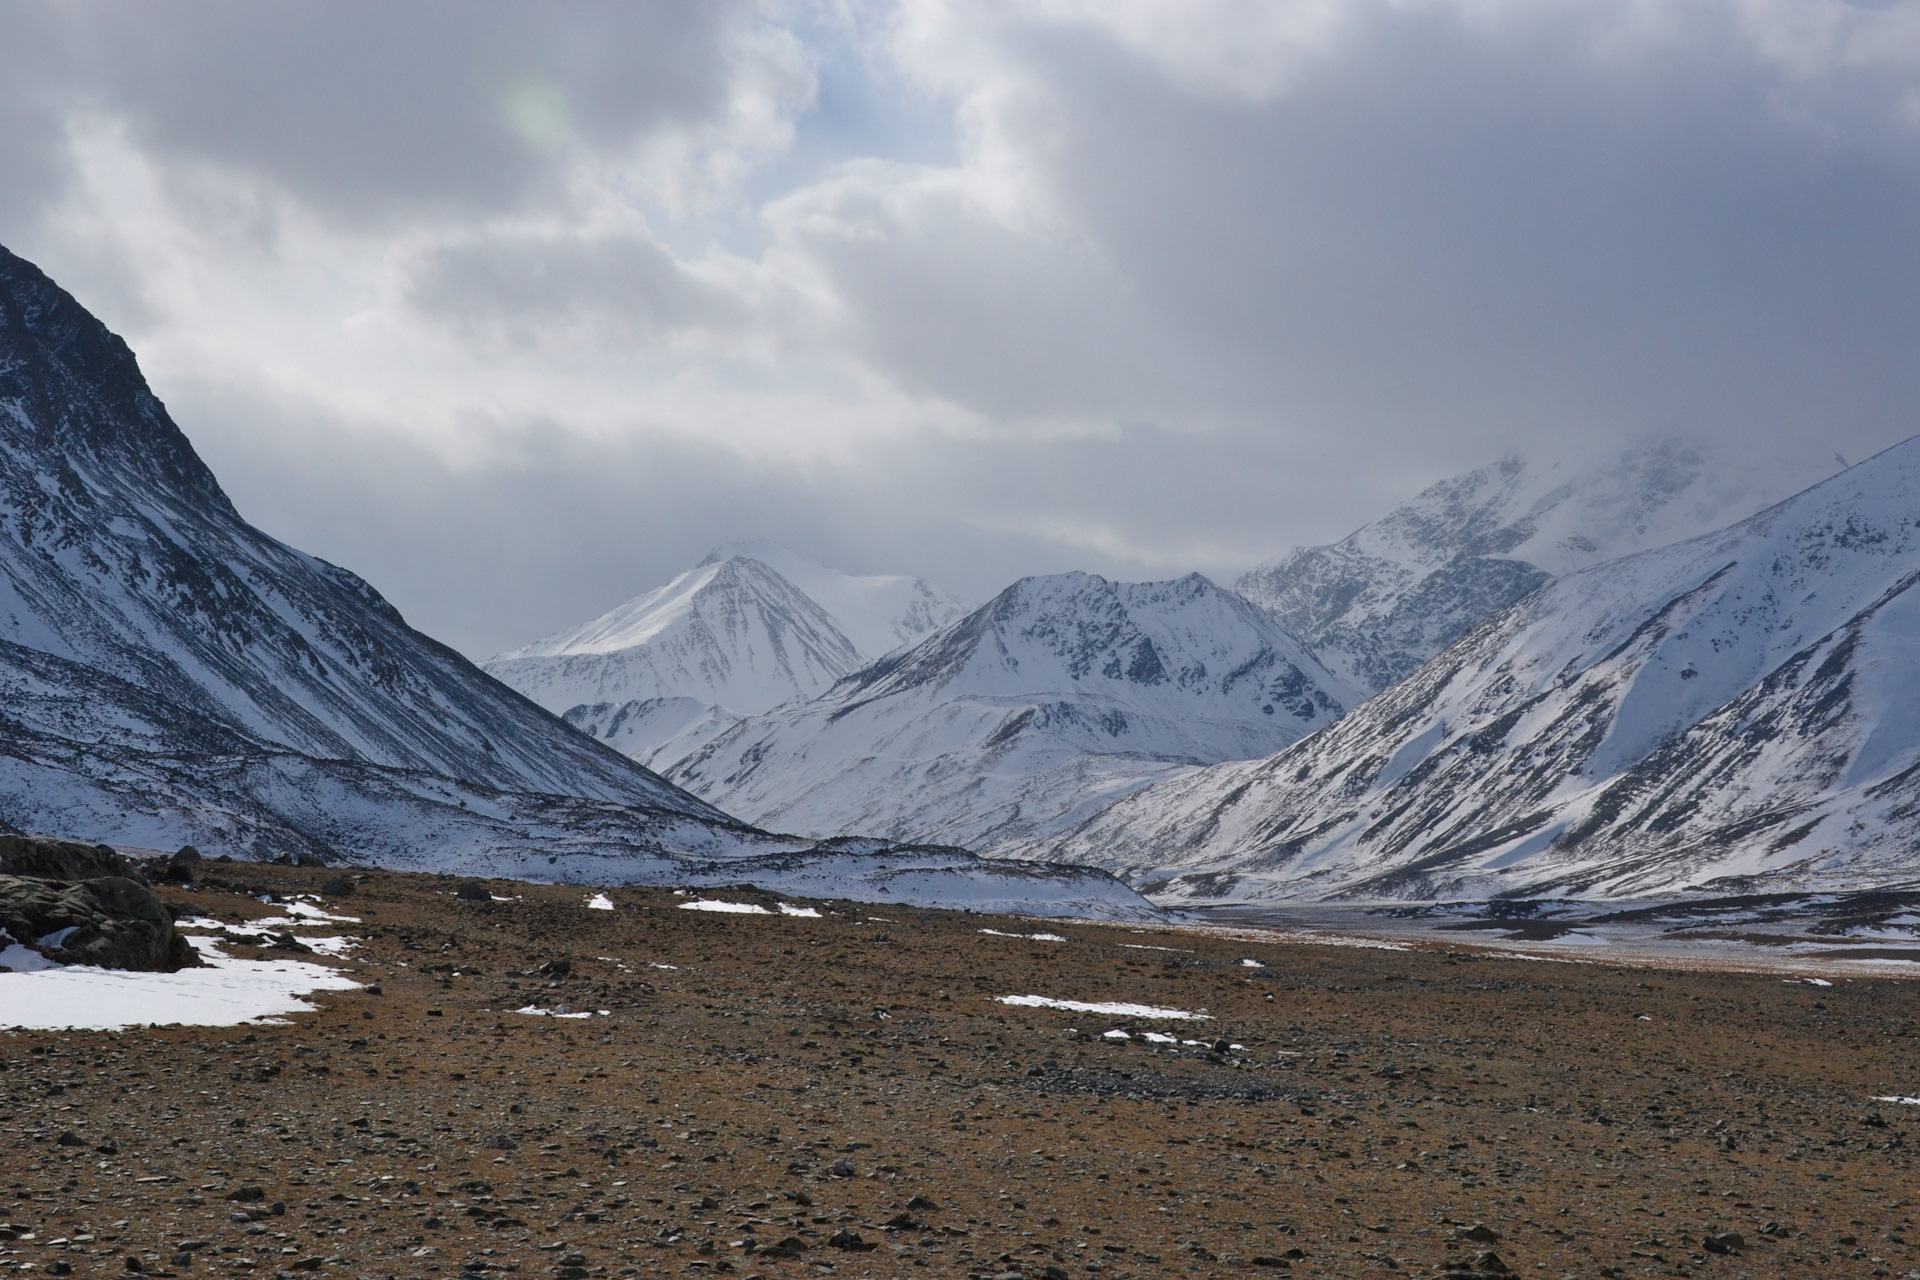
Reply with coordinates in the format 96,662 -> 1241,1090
155,846 -> 202,885
0,874 -> 199,971
0,834 -> 138,882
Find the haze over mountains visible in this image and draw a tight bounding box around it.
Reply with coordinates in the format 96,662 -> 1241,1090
1236,440 -> 1843,694
1027,438 -> 1920,902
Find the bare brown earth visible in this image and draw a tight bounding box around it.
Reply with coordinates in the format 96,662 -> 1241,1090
3,864 -> 1919,1280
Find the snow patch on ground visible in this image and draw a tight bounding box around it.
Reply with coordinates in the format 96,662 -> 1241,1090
778,904 -> 822,917
677,899 -> 771,915
586,893 -> 614,911
0,939 -> 360,1030
982,928 -> 1067,942
997,995 -> 1210,1020
515,1005 -> 601,1019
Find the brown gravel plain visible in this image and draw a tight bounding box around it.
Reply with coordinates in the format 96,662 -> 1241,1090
3,864 -> 1918,1280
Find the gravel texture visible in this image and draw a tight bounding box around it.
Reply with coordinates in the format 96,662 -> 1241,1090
2,863 -> 1917,1280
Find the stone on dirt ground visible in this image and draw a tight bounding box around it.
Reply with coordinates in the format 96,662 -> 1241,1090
1,862 -> 1915,1279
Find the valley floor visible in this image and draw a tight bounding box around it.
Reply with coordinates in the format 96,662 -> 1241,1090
3,866 -> 1918,1280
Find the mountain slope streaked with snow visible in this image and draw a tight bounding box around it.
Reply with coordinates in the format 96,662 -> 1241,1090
661,571 -> 1356,851
1237,440 -> 1842,694
1031,440 -> 1920,902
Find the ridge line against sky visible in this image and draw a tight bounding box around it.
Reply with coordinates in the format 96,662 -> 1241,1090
2,0 -> 1917,658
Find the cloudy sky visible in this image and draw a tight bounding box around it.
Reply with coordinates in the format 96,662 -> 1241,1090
4,0 -> 1919,658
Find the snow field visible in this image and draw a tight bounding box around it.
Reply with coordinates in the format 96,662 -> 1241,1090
0,937 -> 361,1030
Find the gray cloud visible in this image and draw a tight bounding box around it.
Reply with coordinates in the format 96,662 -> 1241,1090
61,0 -> 770,223
2,1 -> 1919,660
407,229 -> 748,347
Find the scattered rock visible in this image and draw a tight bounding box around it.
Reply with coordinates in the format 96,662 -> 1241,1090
827,1228 -> 874,1251
320,876 -> 356,897
1702,1231 -> 1744,1255
1472,1250 -> 1509,1274
830,1157 -> 856,1177
155,846 -> 201,885
1455,1224 -> 1501,1242
906,1194 -> 940,1210
226,1186 -> 266,1203
454,881 -> 491,902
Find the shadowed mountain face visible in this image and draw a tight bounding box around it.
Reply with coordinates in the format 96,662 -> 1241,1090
0,247 -> 753,848
1030,440 -> 1920,903
0,242 -> 741,857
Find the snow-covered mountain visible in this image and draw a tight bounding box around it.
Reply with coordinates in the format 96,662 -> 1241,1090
1236,440 -> 1843,694
660,571 -> 1357,851
1029,439 -> 1920,903
705,540 -> 969,659
0,244 -> 1158,917
483,544 -> 968,761
485,555 -> 864,718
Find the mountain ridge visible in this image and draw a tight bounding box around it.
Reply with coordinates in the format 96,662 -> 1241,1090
658,570 -> 1357,852
1026,437 -> 1920,903
1236,440 -> 1842,693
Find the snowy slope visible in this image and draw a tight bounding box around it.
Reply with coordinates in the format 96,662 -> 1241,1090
706,540 -> 969,659
1031,439 -> 1920,902
0,244 -> 712,817
662,572 -> 1357,851
560,697 -> 743,772
1236,440 -> 1842,693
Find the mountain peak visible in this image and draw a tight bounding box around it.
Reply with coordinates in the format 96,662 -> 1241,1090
0,244 -> 228,513
1236,435 -> 1844,693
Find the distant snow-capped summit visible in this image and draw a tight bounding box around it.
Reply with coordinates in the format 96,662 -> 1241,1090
483,544 -> 971,759
485,555 -> 864,719
702,540 -> 969,660
658,571 -> 1358,851
1237,438 -> 1843,693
